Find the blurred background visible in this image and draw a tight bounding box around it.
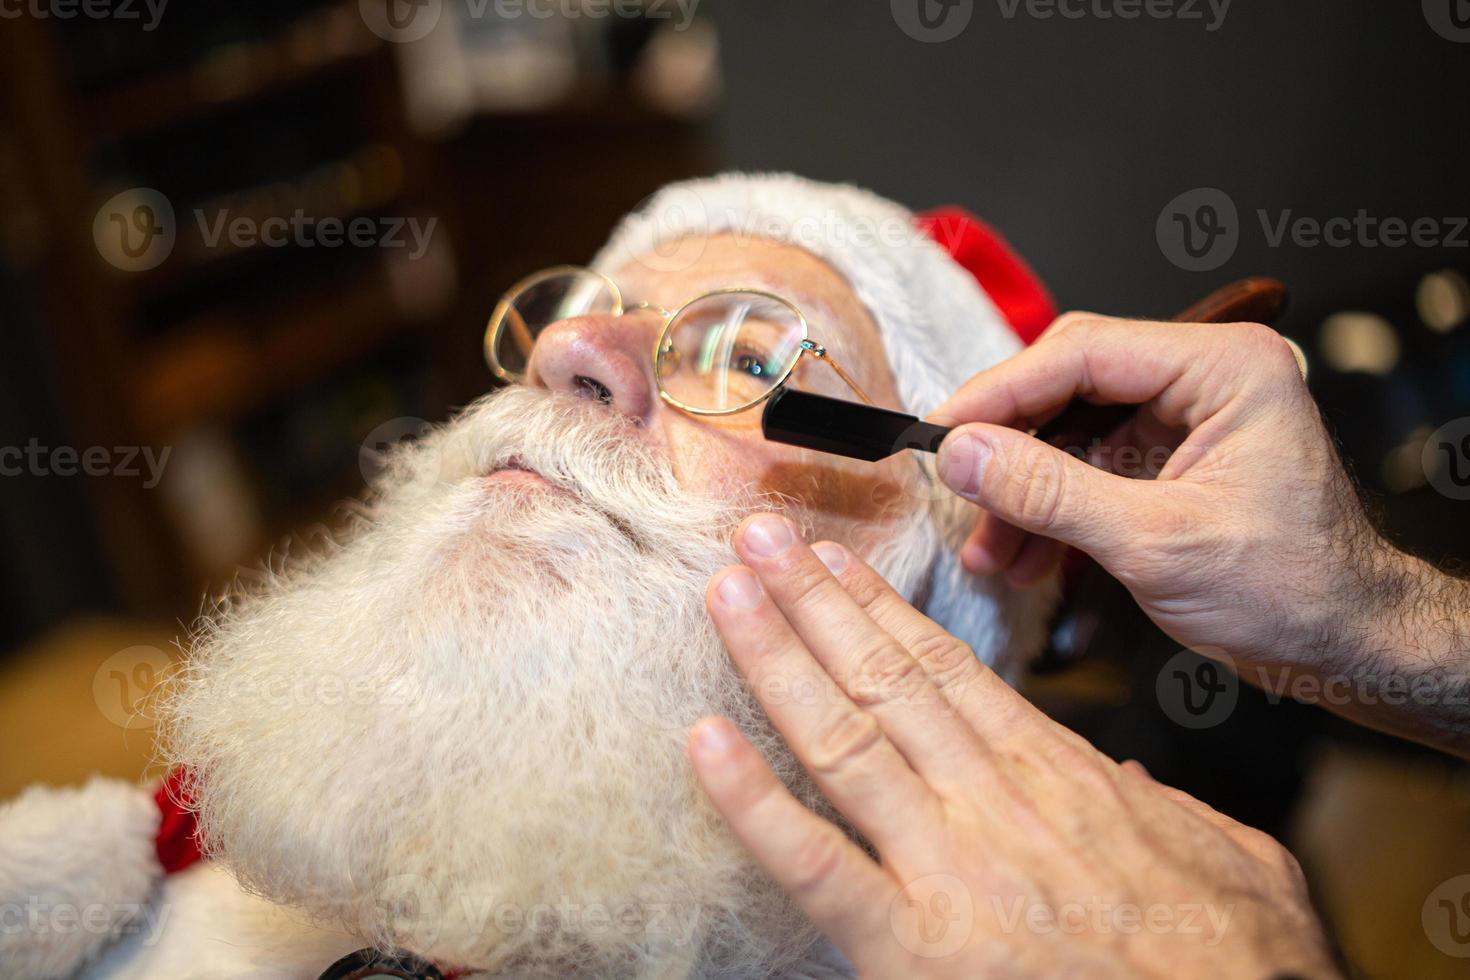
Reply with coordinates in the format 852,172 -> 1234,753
0,2 -> 1466,976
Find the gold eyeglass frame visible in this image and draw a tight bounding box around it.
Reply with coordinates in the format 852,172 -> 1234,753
484,265 -> 874,416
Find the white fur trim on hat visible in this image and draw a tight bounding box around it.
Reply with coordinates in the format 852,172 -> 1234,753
0,777 -> 163,979
591,171 -> 1023,418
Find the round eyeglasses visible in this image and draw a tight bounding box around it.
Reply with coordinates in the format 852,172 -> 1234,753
484,265 -> 872,416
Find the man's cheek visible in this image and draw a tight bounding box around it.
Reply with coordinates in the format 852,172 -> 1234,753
664,422 -> 770,498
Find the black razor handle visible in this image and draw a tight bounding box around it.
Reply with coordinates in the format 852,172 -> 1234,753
762,389 -> 952,462
759,388 -> 1113,462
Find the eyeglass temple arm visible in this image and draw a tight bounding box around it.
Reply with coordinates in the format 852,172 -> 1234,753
807,345 -> 874,406
505,305 -> 536,358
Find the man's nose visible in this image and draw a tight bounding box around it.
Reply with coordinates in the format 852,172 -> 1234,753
524,313 -> 657,421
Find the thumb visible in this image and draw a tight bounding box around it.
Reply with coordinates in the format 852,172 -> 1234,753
937,423 -> 1146,559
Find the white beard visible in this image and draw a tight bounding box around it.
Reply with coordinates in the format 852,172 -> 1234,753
160,387 -> 951,978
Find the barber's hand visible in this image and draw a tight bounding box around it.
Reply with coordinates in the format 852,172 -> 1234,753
932,315 -> 1381,673
689,514 -> 1339,978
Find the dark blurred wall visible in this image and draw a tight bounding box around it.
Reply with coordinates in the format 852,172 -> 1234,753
710,1 -> 1465,317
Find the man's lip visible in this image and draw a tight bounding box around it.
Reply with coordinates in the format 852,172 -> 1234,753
485,468 -> 549,486
485,456 -> 563,491
483,455 -> 647,551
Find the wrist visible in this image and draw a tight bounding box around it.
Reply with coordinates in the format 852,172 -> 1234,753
1301,533 -> 1470,753
1261,519 -> 1398,674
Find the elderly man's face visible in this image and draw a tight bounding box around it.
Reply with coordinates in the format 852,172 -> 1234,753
160,232 -> 941,979
523,234 -> 911,550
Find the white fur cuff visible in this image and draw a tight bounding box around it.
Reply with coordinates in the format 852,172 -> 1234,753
0,777 -> 163,979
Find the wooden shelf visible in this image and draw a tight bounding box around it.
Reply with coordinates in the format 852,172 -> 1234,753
82,4 -> 381,145
130,265 -> 421,438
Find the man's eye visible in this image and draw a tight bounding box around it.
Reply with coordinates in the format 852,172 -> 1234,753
730,350 -> 771,378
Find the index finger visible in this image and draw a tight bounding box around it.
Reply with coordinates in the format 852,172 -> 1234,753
810,539 -> 1049,747
929,315 -> 1257,434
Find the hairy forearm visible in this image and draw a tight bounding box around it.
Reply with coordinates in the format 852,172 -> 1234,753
1273,539 -> 1470,757
1364,546 -> 1470,754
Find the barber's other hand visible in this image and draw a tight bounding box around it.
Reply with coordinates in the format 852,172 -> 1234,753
690,515 -> 1339,978
933,315 -> 1381,674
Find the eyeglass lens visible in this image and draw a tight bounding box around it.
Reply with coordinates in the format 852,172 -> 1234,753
655,292 -> 805,412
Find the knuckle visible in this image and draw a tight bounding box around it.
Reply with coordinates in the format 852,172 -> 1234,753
1240,324 -> 1300,378
1048,311 -> 1102,338
1041,735 -> 1094,774
786,827 -> 848,898
841,571 -> 889,612
785,562 -> 840,618
1043,735 -> 1120,797
1278,848 -> 1308,884
1253,832 -> 1306,880
1010,452 -> 1072,531
847,641 -> 925,708
807,707 -> 885,777
906,632 -> 979,688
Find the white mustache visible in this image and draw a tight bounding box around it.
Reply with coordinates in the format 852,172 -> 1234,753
375,386 -> 777,554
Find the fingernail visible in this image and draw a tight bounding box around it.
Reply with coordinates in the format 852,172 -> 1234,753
940,433 -> 990,499
716,567 -> 764,609
812,541 -> 849,574
743,515 -> 794,557
693,718 -> 738,758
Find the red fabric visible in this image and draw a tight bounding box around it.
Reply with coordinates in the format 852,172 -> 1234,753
917,207 -> 1056,346
153,766 -> 204,874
